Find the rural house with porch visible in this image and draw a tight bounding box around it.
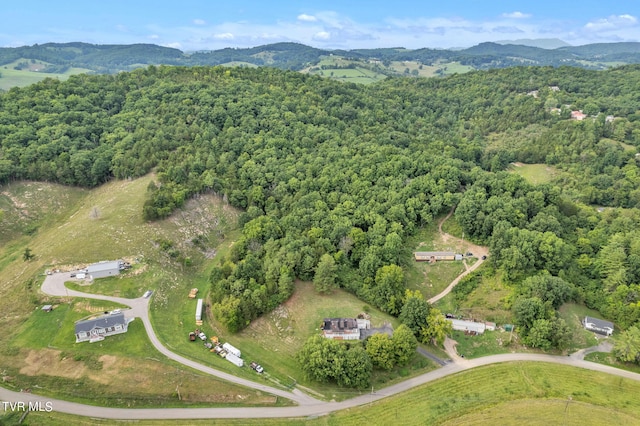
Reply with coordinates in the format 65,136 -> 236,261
75,312 -> 130,343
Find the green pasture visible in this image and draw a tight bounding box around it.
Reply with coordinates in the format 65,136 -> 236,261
20,362 -> 640,425
0,62 -> 89,90
508,163 -> 559,185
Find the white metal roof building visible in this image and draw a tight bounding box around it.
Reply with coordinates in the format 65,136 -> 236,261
86,260 -> 123,279
448,318 -> 486,334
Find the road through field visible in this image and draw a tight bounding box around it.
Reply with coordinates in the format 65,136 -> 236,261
7,260 -> 636,420
40,273 -> 320,407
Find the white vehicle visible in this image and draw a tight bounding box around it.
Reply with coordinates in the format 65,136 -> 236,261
110,309 -> 122,315
143,290 -> 152,298
198,332 -> 207,341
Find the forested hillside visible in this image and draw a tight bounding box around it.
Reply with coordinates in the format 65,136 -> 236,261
2,65 -> 640,349
2,41 -> 640,76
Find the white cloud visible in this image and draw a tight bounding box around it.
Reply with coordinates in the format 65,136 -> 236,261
501,12 -> 531,19
313,31 -> 330,40
585,14 -> 638,32
22,9 -> 636,52
297,14 -> 317,22
164,42 -> 182,49
213,32 -> 235,40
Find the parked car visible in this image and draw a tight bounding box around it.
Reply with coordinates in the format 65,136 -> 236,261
110,309 -> 122,315
189,332 -> 196,341
70,273 -> 76,277
143,290 -> 153,298
250,362 -> 264,373
198,332 -> 207,341
481,255 -> 487,260
466,252 -> 473,257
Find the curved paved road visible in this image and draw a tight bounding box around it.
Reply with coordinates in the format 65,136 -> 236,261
2,347 -> 639,420
6,269 -> 634,420
40,273 -> 319,406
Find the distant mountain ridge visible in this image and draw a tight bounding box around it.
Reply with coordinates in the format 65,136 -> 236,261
2,40 -> 640,76
494,38 -> 571,49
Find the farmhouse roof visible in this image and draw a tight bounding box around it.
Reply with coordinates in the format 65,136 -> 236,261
75,313 -> 126,333
322,318 -> 358,332
584,316 -> 614,330
414,251 -> 455,257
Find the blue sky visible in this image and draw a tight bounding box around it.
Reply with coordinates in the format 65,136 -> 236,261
2,1 -> 640,50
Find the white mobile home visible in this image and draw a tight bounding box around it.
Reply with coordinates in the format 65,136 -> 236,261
222,342 -> 241,358
226,353 -> 244,367
195,299 -> 203,325
448,318 -> 486,334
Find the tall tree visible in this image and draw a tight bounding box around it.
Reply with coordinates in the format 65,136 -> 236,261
392,324 -> 418,365
399,289 -> 430,338
313,253 -> 338,294
421,308 -> 453,346
614,326 -> 640,364
365,333 -> 395,370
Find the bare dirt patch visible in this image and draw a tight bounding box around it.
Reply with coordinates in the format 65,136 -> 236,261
20,349 -> 86,379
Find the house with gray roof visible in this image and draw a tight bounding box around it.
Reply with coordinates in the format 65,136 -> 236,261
583,316 -> 614,336
75,313 -> 129,343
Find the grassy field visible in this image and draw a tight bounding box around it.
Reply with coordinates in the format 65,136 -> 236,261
451,330 -> 512,358
2,300 -> 280,408
0,60 -> 90,90
405,217 -> 467,299
17,362 -> 640,425
151,278 -> 436,401
508,163 -> 560,185
0,177 -> 286,407
311,68 -> 386,84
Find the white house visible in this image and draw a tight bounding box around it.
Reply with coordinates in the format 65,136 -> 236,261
75,313 -> 129,343
583,316 -> 614,336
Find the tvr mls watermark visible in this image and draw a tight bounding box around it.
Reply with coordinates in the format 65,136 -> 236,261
2,401 -> 54,413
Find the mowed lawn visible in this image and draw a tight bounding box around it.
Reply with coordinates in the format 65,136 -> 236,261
509,163 -> 559,185
4,301 -> 280,408
405,217 -> 468,299
0,65 -> 90,90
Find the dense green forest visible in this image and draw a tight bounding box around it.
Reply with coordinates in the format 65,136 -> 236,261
2,64 -> 640,359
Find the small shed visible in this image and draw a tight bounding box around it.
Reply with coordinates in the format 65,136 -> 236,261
41,305 -> 53,312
